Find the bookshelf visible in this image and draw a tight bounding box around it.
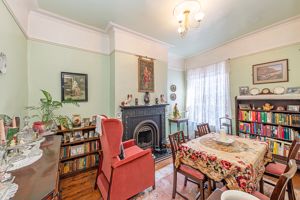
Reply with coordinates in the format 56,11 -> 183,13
55,125 -> 101,178
235,95 -> 300,166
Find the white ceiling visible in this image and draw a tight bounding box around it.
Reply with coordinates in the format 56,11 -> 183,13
36,0 -> 300,57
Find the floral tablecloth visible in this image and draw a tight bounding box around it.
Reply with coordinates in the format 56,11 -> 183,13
175,134 -> 272,193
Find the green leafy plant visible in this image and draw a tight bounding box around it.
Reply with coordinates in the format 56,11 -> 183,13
26,90 -> 79,129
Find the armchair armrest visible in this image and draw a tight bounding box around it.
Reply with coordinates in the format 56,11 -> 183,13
122,139 -> 136,149
112,148 -> 152,168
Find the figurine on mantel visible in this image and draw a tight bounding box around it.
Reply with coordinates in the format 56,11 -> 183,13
173,103 -> 181,119
121,94 -> 133,106
160,94 -> 167,104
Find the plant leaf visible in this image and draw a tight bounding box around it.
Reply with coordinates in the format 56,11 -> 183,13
41,90 -> 52,102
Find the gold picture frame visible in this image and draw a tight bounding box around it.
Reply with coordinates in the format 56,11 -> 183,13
138,57 -> 154,92
252,59 -> 288,84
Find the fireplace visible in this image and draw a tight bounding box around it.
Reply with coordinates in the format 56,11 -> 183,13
120,104 -> 168,151
134,120 -> 159,149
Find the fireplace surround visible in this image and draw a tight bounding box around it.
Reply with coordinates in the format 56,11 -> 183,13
120,104 -> 168,151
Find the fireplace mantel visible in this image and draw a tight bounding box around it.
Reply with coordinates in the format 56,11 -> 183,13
120,104 -> 169,149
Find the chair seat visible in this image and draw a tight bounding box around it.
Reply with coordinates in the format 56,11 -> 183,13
265,162 -> 286,176
179,164 -> 205,180
220,186 -> 270,200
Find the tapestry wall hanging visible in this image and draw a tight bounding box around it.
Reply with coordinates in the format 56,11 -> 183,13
138,57 -> 154,92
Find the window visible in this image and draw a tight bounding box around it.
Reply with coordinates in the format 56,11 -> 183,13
186,61 -> 231,130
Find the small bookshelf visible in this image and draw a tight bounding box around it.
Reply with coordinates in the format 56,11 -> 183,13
235,96 -> 300,167
55,125 -> 101,178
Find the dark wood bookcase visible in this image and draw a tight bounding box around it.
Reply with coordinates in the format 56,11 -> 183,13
235,95 -> 300,167
55,125 -> 101,178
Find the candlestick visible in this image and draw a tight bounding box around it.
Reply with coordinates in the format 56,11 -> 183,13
0,119 -> 6,144
12,117 -> 17,128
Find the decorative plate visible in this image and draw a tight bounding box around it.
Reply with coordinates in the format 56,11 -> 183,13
0,52 -> 7,74
170,93 -> 176,101
249,88 -> 260,96
273,87 -> 285,95
170,84 -> 176,92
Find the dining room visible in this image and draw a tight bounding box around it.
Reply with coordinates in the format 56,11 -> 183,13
1,0 -> 300,200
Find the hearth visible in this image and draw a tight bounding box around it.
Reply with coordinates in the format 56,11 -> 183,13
120,104 -> 168,152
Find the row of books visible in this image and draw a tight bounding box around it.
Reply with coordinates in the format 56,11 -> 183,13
59,154 -> 99,175
239,122 -> 299,141
62,129 -> 99,143
60,140 -> 100,159
239,111 -> 300,127
239,133 -> 298,158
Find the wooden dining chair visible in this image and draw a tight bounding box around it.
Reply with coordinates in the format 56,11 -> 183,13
211,159 -> 297,200
169,131 -> 210,200
260,139 -> 300,200
196,123 -> 211,138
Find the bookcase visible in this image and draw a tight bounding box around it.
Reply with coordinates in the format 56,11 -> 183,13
235,95 -> 300,167
56,126 -> 100,178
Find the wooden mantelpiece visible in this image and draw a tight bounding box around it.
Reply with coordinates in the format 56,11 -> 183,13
12,135 -> 62,200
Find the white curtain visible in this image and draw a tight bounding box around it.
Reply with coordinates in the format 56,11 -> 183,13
186,61 -> 231,130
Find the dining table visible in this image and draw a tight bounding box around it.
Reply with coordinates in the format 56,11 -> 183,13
175,133 -> 272,193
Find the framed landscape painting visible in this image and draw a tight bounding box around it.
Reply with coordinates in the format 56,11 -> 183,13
252,59 -> 288,84
61,72 -> 88,102
138,57 -> 154,92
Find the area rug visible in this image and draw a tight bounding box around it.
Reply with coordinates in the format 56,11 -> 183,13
132,164 -> 300,200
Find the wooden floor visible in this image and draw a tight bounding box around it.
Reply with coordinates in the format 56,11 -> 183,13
60,158 -> 300,200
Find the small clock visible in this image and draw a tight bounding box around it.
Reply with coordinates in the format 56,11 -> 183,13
261,88 -> 271,94
0,53 -> 7,74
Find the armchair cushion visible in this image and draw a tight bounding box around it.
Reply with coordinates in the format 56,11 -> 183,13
112,146 -> 150,168
123,139 -> 136,149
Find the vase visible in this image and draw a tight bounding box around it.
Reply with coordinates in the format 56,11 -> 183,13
32,121 -> 45,134
144,92 -> 150,105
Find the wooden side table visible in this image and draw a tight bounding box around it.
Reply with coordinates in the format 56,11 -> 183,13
168,118 -> 189,140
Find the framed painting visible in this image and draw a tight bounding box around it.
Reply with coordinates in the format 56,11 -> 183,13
252,59 -> 288,84
61,72 -> 88,102
138,57 -> 154,92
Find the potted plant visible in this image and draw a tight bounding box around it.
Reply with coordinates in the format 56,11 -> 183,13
26,90 -> 79,132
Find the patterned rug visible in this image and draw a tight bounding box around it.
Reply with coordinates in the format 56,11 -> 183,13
132,164 -> 300,200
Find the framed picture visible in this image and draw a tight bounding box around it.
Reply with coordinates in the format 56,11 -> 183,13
138,57 -> 154,92
287,105 -> 300,112
252,59 -> 288,84
239,86 -> 249,96
61,72 -> 88,101
286,87 -> 300,94
239,104 -> 251,110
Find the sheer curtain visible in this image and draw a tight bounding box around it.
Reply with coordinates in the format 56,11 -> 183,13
186,61 -> 231,130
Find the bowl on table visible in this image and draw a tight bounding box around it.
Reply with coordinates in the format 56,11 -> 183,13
213,137 -> 235,146
221,190 -> 259,200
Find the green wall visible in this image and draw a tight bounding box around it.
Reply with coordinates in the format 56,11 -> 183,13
111,51 -> 168,116
167,69 -> 186,115
230,43 -> 300,132
27,40 -> 111,119
0,1 -> 28,117
167,69 -> 187,135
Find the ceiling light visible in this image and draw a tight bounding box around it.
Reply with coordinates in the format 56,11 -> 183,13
173,0 -> 205,38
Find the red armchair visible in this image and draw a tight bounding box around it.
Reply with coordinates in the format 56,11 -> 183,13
96,118 -> 155,200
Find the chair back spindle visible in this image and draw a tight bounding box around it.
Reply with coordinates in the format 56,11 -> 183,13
169,131 -> 186,163
196,123 -> 210,137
